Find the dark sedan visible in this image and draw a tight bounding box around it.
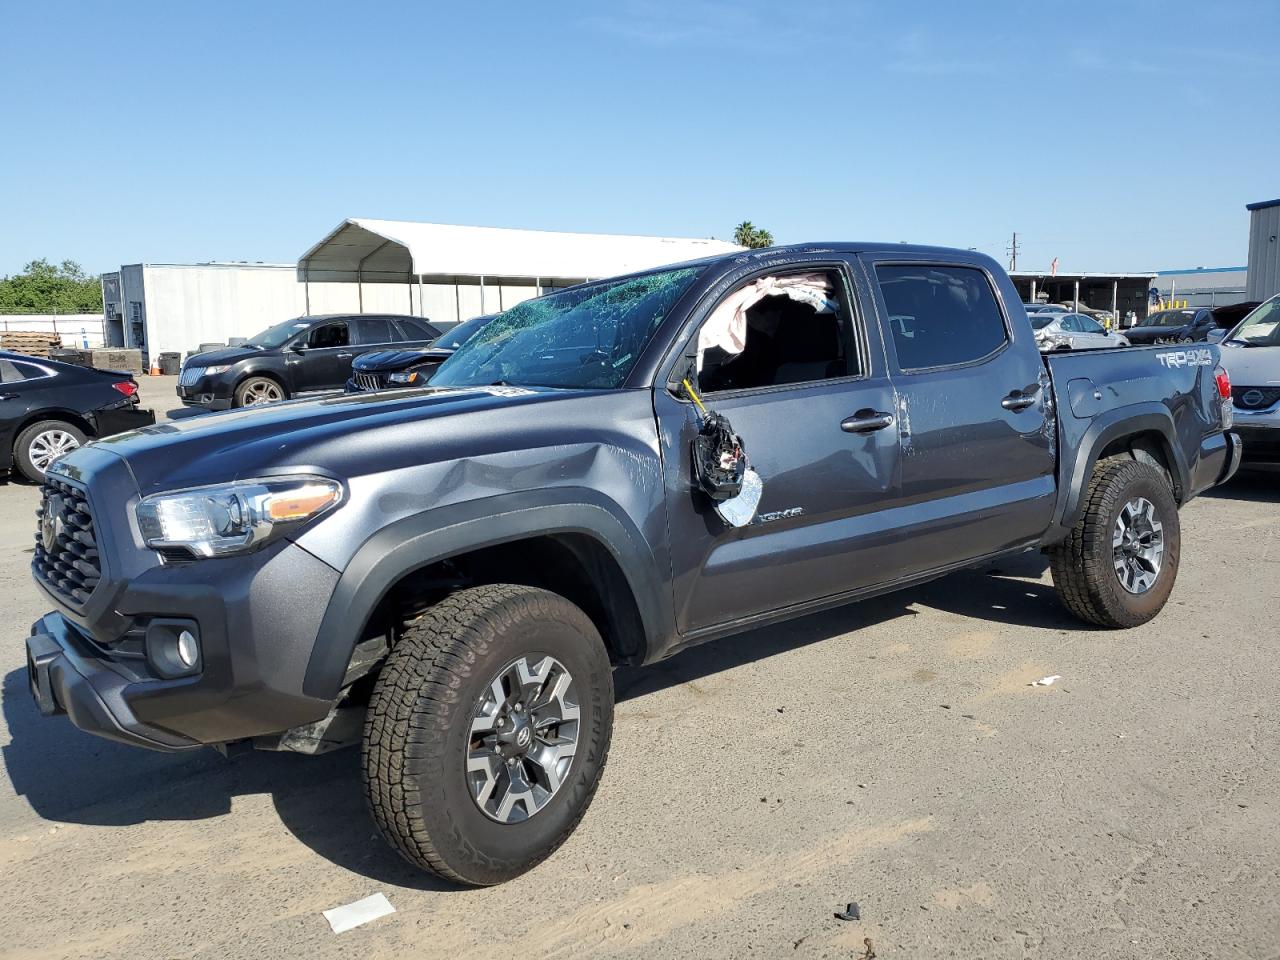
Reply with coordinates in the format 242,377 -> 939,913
177,313 -> 443,409
346,314 -> 496,393
1125,308 -> 1217,345
1,351 -> 154,481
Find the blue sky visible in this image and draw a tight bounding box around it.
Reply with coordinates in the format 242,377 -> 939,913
1,0 -> 1275,277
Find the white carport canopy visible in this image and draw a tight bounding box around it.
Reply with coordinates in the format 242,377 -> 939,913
298,218 -> 743,285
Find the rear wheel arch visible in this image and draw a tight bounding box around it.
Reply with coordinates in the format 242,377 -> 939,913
1050,407 -> 1188,542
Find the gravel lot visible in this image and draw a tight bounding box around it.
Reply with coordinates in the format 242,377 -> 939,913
1,377 -> 1277,959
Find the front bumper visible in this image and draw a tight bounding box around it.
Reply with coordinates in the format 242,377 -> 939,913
176,375 -> 235,410
25,454 -> 344,751
26,615 -> 202,751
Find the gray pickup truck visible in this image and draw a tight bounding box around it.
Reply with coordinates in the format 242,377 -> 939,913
24,244 -> 1240,885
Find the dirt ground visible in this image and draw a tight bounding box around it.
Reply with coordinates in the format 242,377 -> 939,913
0,377 -> 1277,959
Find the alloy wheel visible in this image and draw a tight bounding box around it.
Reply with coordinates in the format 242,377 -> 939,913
466,654 -> 580,823
243,381 -> 283,405
28,430 -> 81,473
1112,496 -> 1164,594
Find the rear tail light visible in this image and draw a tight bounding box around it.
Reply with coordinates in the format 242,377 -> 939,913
112,381 -> 139,398
1215,366 -> 1233,430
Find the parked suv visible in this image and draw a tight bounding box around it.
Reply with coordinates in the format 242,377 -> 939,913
347,314 -> 496,393
25,244 -> 1239,887
177,313 -> 442,409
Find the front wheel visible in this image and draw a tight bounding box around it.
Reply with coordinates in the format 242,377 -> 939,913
363,584 -> 614,885
1048,459 -> 1180,628
14,420 -> 86,482
233,376 -> 286,407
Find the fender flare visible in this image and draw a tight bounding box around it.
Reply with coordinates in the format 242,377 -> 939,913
1046,403 -> 1188,545
301,487 -> 667,700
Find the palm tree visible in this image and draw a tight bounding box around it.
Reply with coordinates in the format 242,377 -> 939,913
733,221 -> 774,249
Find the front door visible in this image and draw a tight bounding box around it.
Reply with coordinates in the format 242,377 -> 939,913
295,320 -> 354,392
862,255 -> 1056,578
656,259 -> 903,635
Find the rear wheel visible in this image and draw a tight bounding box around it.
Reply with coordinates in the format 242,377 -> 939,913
1048,459 -> 1180,628
14,420 -> 86,482
233,376 -> 286,407
362,584 -> 614,885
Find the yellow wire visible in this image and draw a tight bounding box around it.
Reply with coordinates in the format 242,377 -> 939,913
681,378 -> 709,417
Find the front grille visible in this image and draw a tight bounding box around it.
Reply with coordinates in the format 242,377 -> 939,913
354,371 -> 387,391
178,366 -> 204,387
32,475 -> 101,605
1232,385 -> 1280,411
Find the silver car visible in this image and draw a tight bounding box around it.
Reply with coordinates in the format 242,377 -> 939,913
1032,312 -> 1130,351
1219,292 -> 1280,465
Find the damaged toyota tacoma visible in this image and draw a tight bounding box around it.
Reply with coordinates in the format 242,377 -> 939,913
24,244 -> 1241,885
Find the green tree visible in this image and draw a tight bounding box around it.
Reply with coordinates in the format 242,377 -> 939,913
0,258 -> 103,314
733,221 -> 774,249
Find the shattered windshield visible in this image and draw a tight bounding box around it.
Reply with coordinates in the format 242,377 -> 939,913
430,266 -> 702,389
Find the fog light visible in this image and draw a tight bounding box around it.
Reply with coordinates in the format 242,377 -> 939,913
177,630 -> 199,668
144,618 -> 202,678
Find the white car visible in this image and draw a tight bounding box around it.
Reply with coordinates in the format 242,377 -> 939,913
1032,312 -> 1130,352
1219,293 -> 1280,466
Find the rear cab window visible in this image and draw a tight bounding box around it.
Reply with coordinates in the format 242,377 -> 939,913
874,264 -> 1009,371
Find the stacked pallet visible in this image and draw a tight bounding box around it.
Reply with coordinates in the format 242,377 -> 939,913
0,331 -> 62,358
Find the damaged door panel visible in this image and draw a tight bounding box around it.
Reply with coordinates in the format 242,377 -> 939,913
656,258 -> 904,633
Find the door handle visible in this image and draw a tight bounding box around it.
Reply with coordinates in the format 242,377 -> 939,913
336,352 -> 354,359
841,409 -> 895,433
1001,390 -> 1038,412
0,393 -> 17,400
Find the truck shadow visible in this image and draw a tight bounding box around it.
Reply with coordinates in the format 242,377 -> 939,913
1200,469 -> 1278,503
0,550 -> 1076,890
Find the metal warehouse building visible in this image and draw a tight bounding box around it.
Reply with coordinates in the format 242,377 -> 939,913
1153,266 -> 1249,309
101,222 -> 741,362
1246,198 -> 1280,302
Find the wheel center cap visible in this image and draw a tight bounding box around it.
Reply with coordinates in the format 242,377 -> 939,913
516,726 -> 531,748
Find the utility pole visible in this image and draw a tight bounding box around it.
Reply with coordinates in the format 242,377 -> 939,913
1007,231 -> 1019,272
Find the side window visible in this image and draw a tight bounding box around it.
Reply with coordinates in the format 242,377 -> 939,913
0,359 -> 21,383
1080,316 -> 1104,335
875,264 -> 1008,370
696,268 -> 858,393
308,321 -> 349,349
353,316 -> 394,345
397,318 -> 437,341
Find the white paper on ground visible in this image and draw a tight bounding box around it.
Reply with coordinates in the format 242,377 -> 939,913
323,893 -> 396,934
1030,675 -> 1063,687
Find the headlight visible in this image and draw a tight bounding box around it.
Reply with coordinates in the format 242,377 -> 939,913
388,369 -> 421,385
201,365 -> 231,376
135,475 -> 344,558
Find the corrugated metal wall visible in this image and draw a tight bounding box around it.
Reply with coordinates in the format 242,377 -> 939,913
1246,204 -> 1280,301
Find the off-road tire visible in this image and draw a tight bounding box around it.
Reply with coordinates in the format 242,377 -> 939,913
1048,458 -> 1180,628
14,420 -> 86,482
232,376 -> 286,407
362,584 -> 613,886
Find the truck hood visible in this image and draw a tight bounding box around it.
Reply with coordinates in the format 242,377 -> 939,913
86,384 -> 593,494
1219,342 -> 1280,385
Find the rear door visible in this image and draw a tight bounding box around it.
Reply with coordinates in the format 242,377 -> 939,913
393,317 -> 440,349
655,256 -> 904,634
862,255 -> 1055,577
